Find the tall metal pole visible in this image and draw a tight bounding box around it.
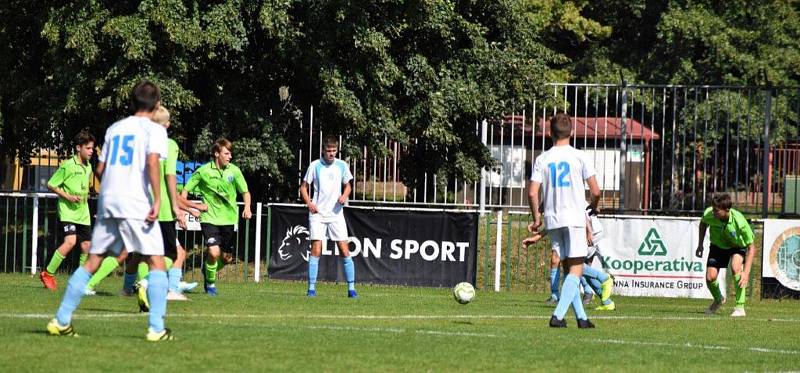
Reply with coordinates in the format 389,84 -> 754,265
762,90 -> 772,218
619,79 -> 628,211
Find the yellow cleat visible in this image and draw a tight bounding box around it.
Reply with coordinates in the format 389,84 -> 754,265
137,280 -> 150,313
595,301 -> 616,311
47,318 -> 78,337
146,328 -> 174,342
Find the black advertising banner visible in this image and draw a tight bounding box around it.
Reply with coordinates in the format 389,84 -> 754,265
268,205 -> 478,287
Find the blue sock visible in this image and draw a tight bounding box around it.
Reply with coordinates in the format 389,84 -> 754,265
580,276 -> 593,295
343,256 -> 355,291
583,264 -> 609,283
554,274 -> 581,320
571,281 -> 588,320
549,268 -> 560,299
308,256 -> 319,291
168,268 -> 182,293
123,272 -> 137,292
147,270 -> 168,332
55,267 -> 91,325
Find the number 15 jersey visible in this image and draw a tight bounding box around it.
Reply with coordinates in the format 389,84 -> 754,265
530,145 -> 596,229
97,115 -> 167,219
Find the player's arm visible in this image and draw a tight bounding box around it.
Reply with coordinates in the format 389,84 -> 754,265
241,191 -> 252,219
177,194 -> 207,218
738,220 -> 757,287
527,180 -> 542,232
585,218 -> 594,247
521,231 -> 547,248
299,181 -> 317,214
695,222 -> 708,258
585,175 -> 601,211
166,174 -> 186,229
47,168 -> 80,203
338,181 -> 351,204
96,161 -> 105,180
146,153 -> 161,222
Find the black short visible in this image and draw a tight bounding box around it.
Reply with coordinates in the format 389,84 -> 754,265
707,244 -> 747,269
59,222 -> 91,244
159,221 -> 178,261
201,223 -> 235,253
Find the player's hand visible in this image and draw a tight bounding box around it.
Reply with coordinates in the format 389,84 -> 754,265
175,207 -> 187,229
695,245 -> 703,258
307,203 -> 318,214
189,208 -> 202,218
67,194 -> 81,203
587,235 -> 594,247
338,195 -> 348,205
146,203 -> 159,222
242,209 -> 252,219
521,236 -> 538,248
197,203 -> 209,212
586,205 -> 599,216
738,271 -> 750,288
528,216 -> 542,233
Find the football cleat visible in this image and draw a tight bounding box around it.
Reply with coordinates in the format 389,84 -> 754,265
205,284 -> 217,296
549,315 -> 567,328
307,289 -> 317,297
544,296 -> 559,305
577,319 -> 596,329
47,318 -> 78,337
705,300 -> 722,315
600,277 -> 614,303
84,287 -> 97,296
136,280 -> 150,313
40,271 -> 57,291
595,301 -> 616,311
178,281 -> 198,293
146,328 -> 174,342
348,290 -> 358,298
730,306 -> 746,317
582,292 -> 593,305
166,291 -> 188,301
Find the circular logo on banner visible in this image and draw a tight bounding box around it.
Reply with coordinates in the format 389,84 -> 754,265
769,227 -> 800,291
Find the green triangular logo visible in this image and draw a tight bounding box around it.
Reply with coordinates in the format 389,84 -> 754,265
638,228 -> 667,256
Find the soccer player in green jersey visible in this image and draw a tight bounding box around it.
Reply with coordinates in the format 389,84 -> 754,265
40,131 -> 95,291
696,193 -> 756,317
181,138 -> 252,296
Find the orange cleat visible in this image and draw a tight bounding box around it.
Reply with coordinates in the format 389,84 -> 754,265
40,271 -> 57,291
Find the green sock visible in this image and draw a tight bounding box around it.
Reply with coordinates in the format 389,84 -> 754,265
46,251 -> 66,274
707,279 -> 723,302
79,253 -> 88,266
137,262 -> 149,281
165,257 -> 174,270
86,257 -> 119,290
734,274 -> 746,307
205,261 -> 218,284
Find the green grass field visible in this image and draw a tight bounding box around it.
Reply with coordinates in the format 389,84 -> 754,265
1,273 -> 798,372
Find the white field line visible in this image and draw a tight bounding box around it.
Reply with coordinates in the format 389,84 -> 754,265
587,338 -> 800,356
2,313 -> 799,323
301,325 -> 499,338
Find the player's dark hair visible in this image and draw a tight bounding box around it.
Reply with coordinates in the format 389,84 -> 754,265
130,81 -> 161,113
711,193 -> 733,210
74,130 -> 95,147
549,112 -> 572,140
212,138 -> 233,155
323,135 -> 338,149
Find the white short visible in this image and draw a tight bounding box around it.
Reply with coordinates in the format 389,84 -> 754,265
548,226 -> 589,259
89,218 -> 165,257
309,216 -> 349,241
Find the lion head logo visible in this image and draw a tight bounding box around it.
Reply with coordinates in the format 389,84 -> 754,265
278,225 -> 311,262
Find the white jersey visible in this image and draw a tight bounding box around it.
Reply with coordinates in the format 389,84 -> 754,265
97,115 -> 168,219
304,158 -> 353,222
530,145 -> 596,229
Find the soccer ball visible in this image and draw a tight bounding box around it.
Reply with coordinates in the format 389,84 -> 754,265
453,282 -> 475,304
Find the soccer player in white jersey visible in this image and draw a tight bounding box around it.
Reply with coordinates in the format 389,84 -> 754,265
46,81 -> 175,341
528,112 -> 601,328
299,136 -> 357,298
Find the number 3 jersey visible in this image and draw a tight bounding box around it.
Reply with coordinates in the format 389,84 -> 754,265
530,145 -> 596,229
97,115 -> 168,219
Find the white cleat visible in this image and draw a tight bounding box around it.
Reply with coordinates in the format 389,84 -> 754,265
178,281 -> 198,293
84,288 -> 97,296
730,306 -> 746,317
166,291 -> 188,301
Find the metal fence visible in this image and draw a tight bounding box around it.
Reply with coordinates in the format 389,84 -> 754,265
298,83 -> 800,216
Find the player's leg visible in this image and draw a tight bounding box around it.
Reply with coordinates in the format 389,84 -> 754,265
583,263 -> 615,310
201,223 -> 222,295
704,245 -> 728,314
307,240 -> 322,296
121,253 -> 140,296
143,254 -> 172,340
48,218 -> 120,336
551,227 -> 592,328
78,230 -> 90,266
40,224 -> 78,290
580,276 -> 593,305
330,218 -> 356,298
85,228 -> 127,294
547,250 -> 560,304
160,223 -> 186,300
174,242 -> 198,293
729,250 -> 747,317
717,267 -> 727,303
